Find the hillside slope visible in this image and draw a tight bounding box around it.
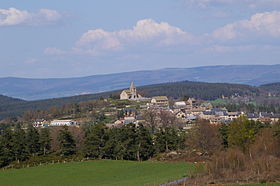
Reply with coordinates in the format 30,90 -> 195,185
0,81 -> 266,120
1,64 -> 280,100
260,83 -> 280,94
0,95 -> 25,105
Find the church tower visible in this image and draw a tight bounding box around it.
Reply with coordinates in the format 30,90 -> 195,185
130,81 -> 137,99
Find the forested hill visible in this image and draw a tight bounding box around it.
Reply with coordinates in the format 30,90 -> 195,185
0,95 -> 25,105
260,83 -> 280,93
0,80 -> 272,120
137,81 -> 260,99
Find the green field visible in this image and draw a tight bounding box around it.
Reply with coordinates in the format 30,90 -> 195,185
0,160 -> 194,186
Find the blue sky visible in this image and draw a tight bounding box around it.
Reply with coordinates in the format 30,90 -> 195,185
1,0 -> 280,78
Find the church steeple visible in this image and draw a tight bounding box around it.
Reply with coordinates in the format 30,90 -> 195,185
130,81 -> 136,94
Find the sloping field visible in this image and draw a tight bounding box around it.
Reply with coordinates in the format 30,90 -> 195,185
0,160 -> 194,186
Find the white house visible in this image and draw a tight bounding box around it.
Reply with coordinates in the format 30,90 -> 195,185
50,120 -> 77,126
174,101 -> 187,108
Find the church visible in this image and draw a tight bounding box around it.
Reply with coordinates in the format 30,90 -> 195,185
120,82 -> 142,100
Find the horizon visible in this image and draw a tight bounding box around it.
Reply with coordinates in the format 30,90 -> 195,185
1,0 -> 280,78
1,63 -> 280,79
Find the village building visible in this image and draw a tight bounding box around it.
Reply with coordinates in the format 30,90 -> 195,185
33,119 -> 49,127
226,112 -> 242,120
50,120 -> 78,126
150,96 -> 169,108
174,101 -> 187,109
120,82 -> 142,100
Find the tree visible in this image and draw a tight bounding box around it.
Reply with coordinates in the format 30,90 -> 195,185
219,123 -> 229,148
26,125 -> 40,156
155,127 -> 182,153
13,125 -> 28,162
39,128 -> 52,155
136,124 -> 154,161
104,127 -> 128,160
84,123 -> 108,159
0,128 -> 14,167
186,120 -> 222,155
158,110 -> 177,128
228,116 -> 260,152
143,109 -> 158,134
58,126 -> 76,156
121,124 -> 138,160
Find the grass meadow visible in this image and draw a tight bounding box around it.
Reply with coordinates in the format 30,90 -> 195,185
0,160 -> 194,186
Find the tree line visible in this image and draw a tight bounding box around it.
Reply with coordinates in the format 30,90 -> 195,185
0,122 -> 185,168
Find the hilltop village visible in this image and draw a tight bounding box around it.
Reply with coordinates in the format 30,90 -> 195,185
32,82 -> 280,128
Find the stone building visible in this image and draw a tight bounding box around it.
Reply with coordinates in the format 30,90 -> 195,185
120,82 -> 142,100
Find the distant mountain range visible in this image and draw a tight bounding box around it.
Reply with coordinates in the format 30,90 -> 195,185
1,64 -> 280,100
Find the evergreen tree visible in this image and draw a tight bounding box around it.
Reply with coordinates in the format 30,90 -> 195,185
39,128 -> 52,155
154,128 -> 166,153
84,123 -> 108,159
122,124 -> 138,160
26,125 -> 40,156
13,125 -> 28,162
58,126 -> 76,156
136,124 -> 154,161
104,127 -> 127,160
154,127 -> 181,153
0,128 -> 14,167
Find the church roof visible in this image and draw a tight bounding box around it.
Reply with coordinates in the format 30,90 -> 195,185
122,89 -> 132,95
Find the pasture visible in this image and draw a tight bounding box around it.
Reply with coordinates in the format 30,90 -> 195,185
0,160 -> 194,186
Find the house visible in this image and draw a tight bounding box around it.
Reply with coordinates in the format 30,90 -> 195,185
50,120 -> 78,126
150,96 -> 169,108
227,112 -> 241,120
187,98 -> 198,108
247,113 -> 259,121
175,110 -> 186,119
174,101 -> 187,108
33,119 -> 49,127
123,116 -> 136,124
120,82 -> 142,100
200,102 -> 213,110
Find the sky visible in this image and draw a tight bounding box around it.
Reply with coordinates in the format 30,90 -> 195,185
1,0 -> 280,78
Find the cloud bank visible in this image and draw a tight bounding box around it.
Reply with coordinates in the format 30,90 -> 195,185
75,19 -> 194,55
0,8 -> 62,26
46,11 -> 280,56
212,11 -> 280,40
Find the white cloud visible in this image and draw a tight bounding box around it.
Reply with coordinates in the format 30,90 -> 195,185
212,11 -> 280,40
0,8 -> 62,26
76,19 -> 194,55
44,47 -> 66,55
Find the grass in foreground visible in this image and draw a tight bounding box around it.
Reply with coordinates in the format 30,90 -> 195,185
0,160 -> 194,186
